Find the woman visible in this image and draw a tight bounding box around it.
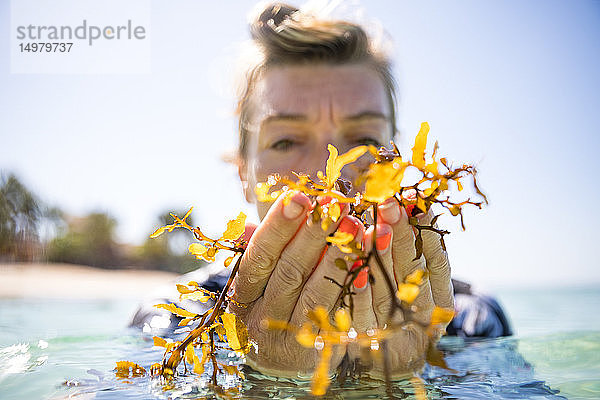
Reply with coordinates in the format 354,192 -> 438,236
229,3 -> 454,378
131,1 -> 511,379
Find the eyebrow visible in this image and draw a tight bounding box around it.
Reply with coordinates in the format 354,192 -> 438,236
262,113 -> 308,125
262,111 -> 388,126
343,111 -> 388,122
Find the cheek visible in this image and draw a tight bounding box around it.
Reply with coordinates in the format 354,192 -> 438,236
248,154 -> 310,220
244,162 -> 273,220
252,151 -> 309,180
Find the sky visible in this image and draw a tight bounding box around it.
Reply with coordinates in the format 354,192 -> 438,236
1,0 -> 599,289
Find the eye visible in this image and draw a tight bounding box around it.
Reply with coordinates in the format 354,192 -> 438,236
270,138 -> 298,152
354,137 -> 382,147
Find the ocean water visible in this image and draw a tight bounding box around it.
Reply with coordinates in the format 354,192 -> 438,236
0,286 -> 599,399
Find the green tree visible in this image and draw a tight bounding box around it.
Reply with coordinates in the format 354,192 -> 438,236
0,173 -> 45,261
47,212 -> 123,268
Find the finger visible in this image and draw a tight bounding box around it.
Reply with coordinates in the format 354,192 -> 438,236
289,221 -> 364,326
363,223 -> 397,327
259,204 -> 353,320
235,223 -> 258,250
348,274 -> 377,333
341,254 -> 377,333
409,273 -> 435,326
418,210 -> 454,309
378,199 -> 435,325
398,189 -> 452,309
234,191 -> 312,304
345,271 -> 377,363
377,198 -> 425,283
372,323 -> 430,378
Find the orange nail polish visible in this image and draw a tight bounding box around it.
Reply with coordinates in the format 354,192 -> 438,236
376,232 -> 392,251
354,267 -> 369,289
318,196 -> 333,206
338,216 -> 359,237
350,260 -> 363,271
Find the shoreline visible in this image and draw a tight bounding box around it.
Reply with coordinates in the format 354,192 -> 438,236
0,262 -> 178,299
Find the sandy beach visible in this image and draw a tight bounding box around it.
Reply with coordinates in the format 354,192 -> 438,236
0,263 -> 178,299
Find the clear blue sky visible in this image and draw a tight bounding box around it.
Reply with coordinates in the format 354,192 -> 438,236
1,0 -> 599,288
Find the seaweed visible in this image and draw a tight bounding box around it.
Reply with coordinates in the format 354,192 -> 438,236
116,122 -> 486,398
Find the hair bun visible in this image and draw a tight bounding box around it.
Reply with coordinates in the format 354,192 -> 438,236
251,3 -> 299,40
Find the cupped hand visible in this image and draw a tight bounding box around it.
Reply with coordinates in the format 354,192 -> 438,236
230,191 -> 453,379
349,197 -> 454,378
230,191 -> 364,377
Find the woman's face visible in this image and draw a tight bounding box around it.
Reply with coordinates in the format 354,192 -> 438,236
239,63 -> 392,220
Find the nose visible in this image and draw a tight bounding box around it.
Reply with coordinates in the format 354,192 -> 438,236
303,138 -> 360,189
298,131 -> 338,179
305,146 -> 331,178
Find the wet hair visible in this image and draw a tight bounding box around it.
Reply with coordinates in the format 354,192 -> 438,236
236,2 -> 398,160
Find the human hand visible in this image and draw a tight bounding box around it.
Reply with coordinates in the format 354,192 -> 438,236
348,197 -> 454,378
230,191 -> 365,377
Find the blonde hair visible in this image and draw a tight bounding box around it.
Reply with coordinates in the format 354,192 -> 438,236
236,2 -> 398,160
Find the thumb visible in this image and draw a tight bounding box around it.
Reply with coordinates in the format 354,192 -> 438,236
236,223 -> 258,250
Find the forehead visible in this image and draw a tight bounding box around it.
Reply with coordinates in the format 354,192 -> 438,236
252,64 -> 389,118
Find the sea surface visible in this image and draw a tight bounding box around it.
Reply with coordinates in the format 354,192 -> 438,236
0,286 -> 599,399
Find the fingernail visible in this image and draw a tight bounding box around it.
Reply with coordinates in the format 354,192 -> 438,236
406,204 -> 426,218
317,196 -> 333,206
354,267 -> 369,289
283,192 -> 308,219
235,223 -> 257,250
350,260 -> 363,271
317,196 -> 348,215
338,216 -> 360,237
379,199 -> 400,224
375,225 -> 392,252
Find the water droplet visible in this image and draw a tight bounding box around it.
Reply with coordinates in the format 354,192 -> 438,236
348,328 -> 357,340
370,339 -> 379,351
314,336 -> 324,351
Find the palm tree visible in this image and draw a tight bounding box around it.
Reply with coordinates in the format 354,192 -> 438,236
0,173 -> 43,261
